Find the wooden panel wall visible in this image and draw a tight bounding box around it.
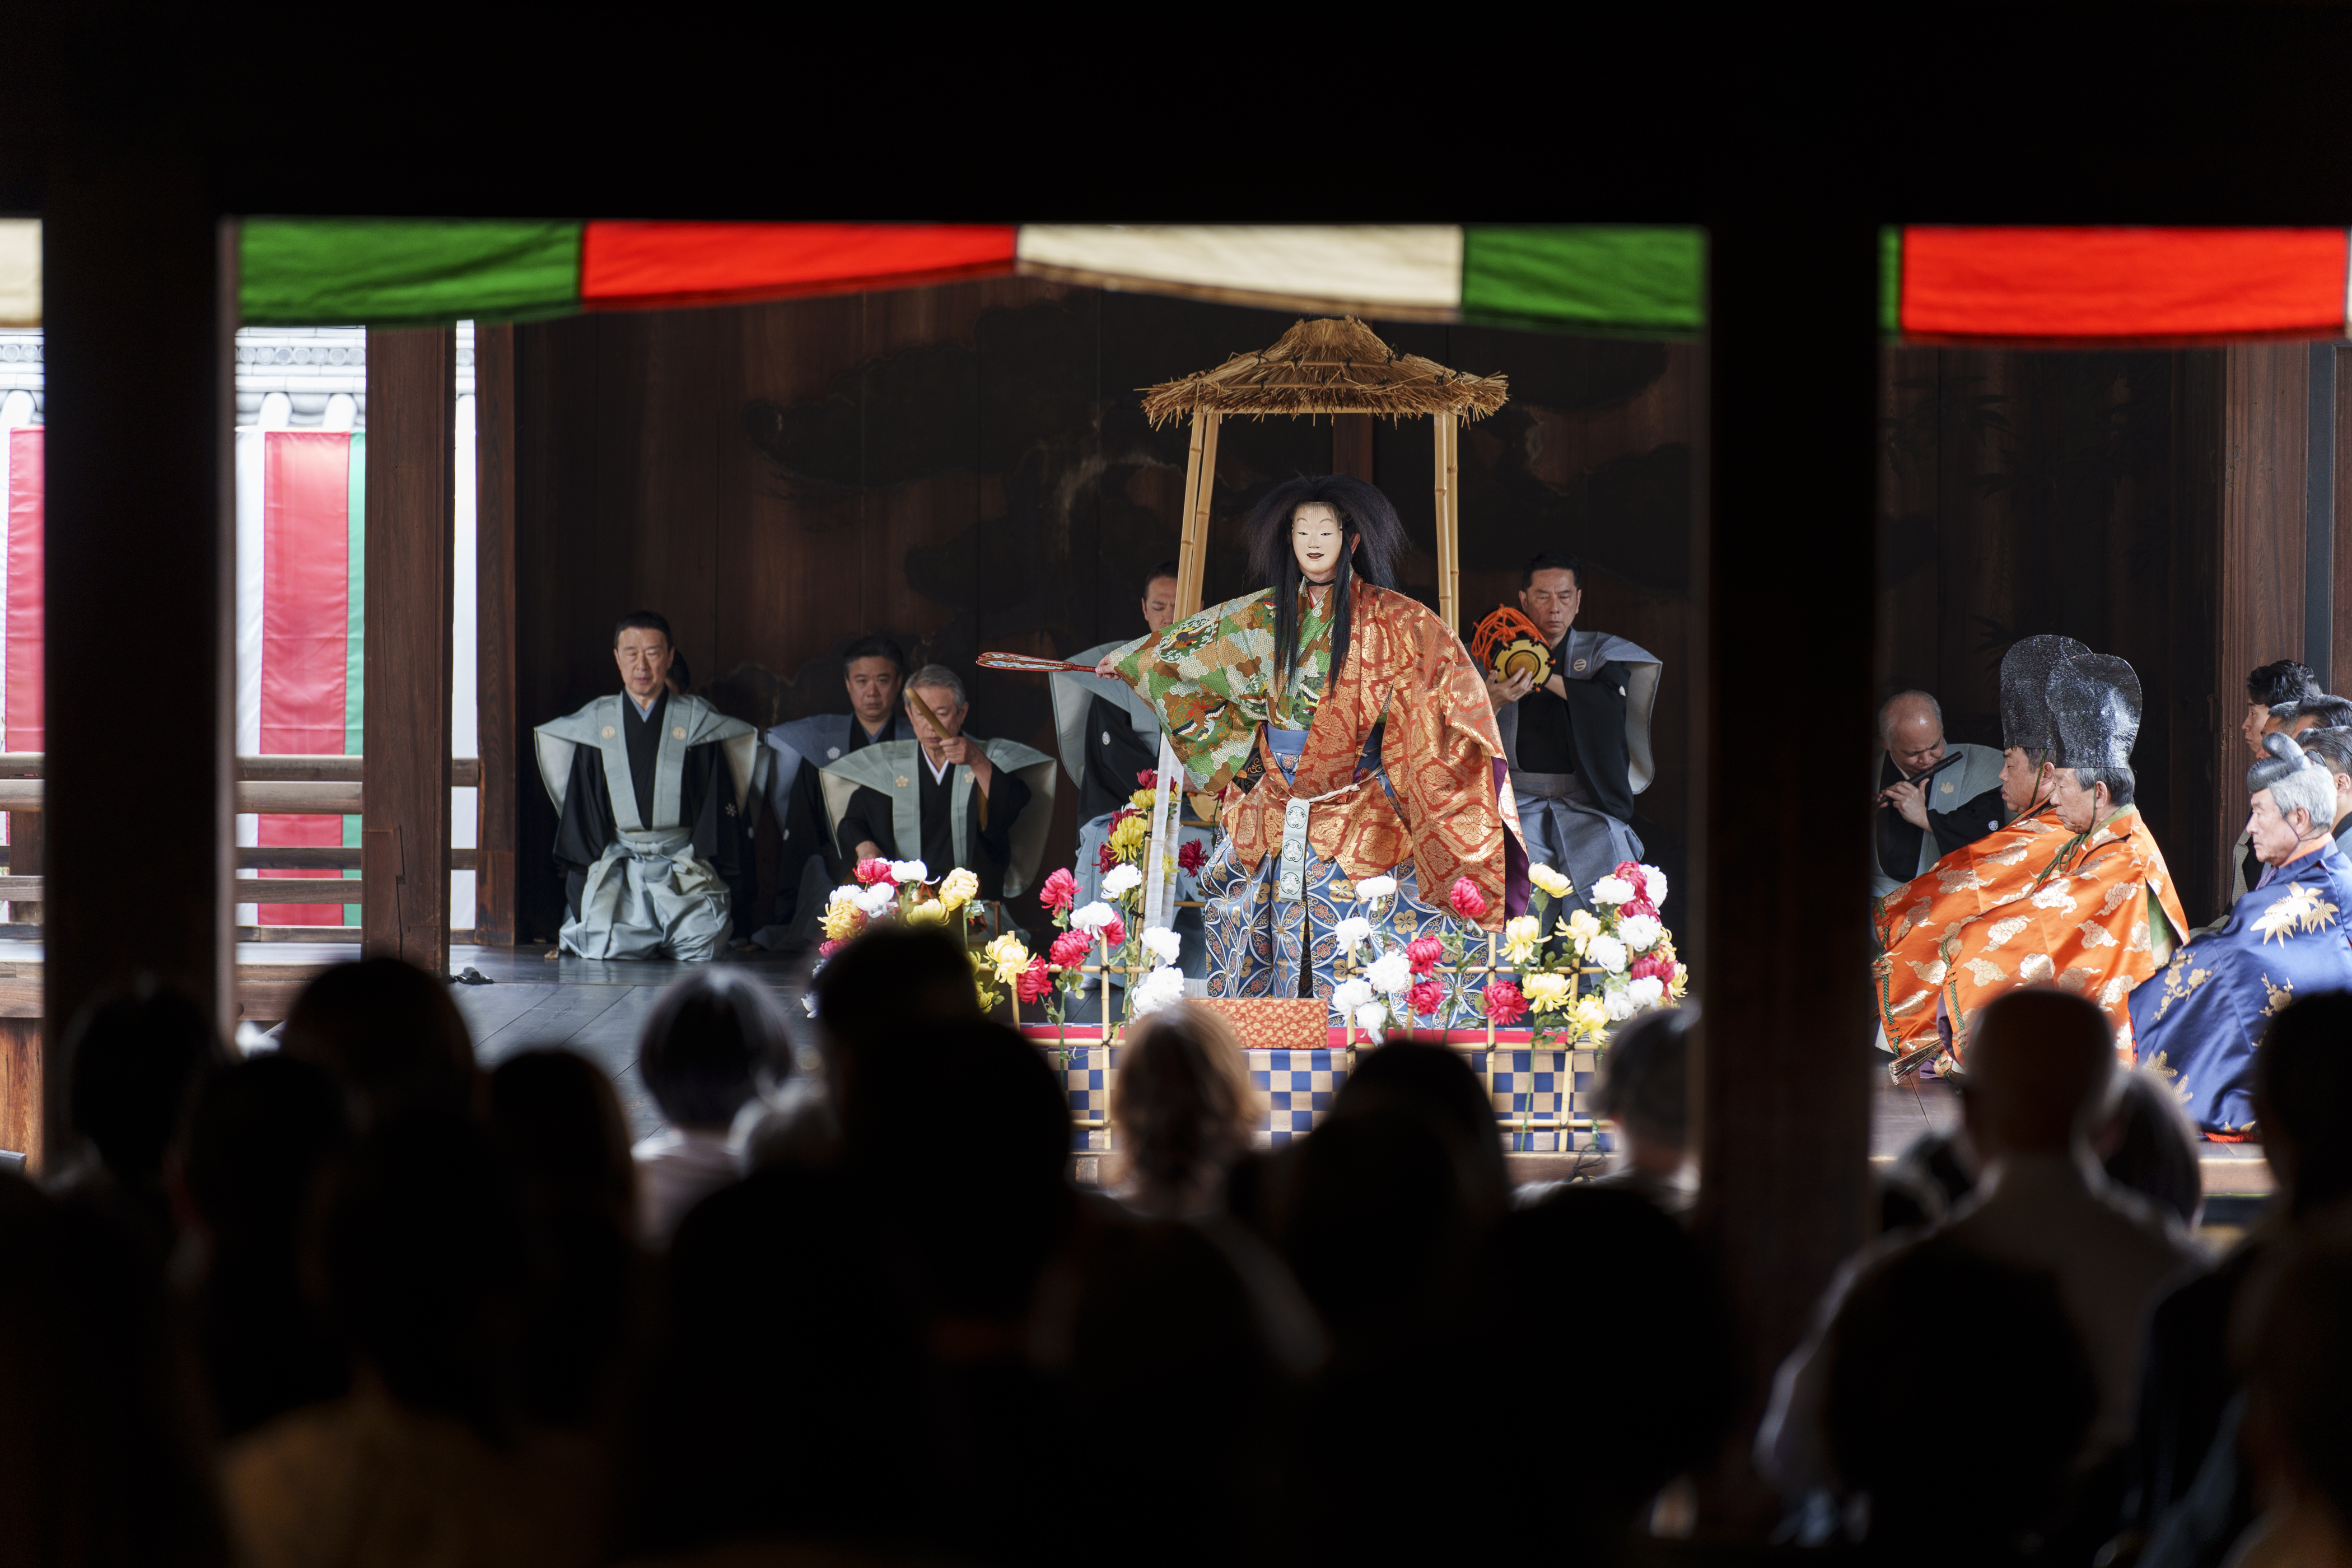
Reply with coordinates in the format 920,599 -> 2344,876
512,287 -> 1702,941
1876,343 -> 2315,928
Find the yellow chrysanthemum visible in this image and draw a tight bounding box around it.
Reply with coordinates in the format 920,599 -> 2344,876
1109,813 -> 1150,860
1502,915 -> 1542,967
1130,787 -> 1159,813
938,866 -> 979,913
1570,995 -> 1612,1039
1562,909 -> 1602,956
1528,864 -> 1573,900
1522,972 -> 1572,1013
984,933 -> 1032,987
820,892 -> 864,941
906,899 -> 948,927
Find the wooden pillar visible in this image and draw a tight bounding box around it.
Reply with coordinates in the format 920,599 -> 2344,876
2334,344 -> 2352,693
1331,412 -> 1376,480
38,164 -> 235,1169
361,328 -> 456,975
1696,217 -> 1877,1523
473,324 -> 518,946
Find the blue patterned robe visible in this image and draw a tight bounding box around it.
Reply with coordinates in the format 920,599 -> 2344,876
2131,842 -> 2352,1135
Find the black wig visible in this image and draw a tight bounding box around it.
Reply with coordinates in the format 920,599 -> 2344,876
1243,475 -> 1408,688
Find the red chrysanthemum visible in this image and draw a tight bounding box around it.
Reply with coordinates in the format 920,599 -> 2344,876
1630,953 -> 1676,984
1621,897 -> 1660,921
1612,860 -> 1649,899
818,938 -> 844,960
1480,981 -> 1529,1026
1405,935 -> 1445,975
1136,769 -> 1160,790
1038,866 -> 1080,913
853,857 -> 894,887
1016,956 -> 1054,1004
1179,839 -> 1207,874
1049,930 -> 1093,970
1096,840 -> 1119,873
1407,978 -> 1446,1018
1100,917 -> 1127,951
1448,878 -> 1488,921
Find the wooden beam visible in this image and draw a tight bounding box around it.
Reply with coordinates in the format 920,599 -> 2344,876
0,755 -> 477,785
1332,413 -> 1376,481
361,328 -> 457,974
2333,346 -> 2352,693
1695,218 -> 1877,1526
1173,411 -> 1221,619
4,811 -> 39,929
36,160 -> 234,1173
474,323 -> 519,945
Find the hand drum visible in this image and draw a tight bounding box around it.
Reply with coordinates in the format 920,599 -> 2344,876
1469,606 -> 1553,688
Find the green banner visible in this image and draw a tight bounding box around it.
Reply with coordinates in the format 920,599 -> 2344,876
1460,226 -> 1706,332
240,219 -> 582,326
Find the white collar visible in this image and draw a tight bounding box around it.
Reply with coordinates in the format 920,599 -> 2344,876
923,749 -> 952,785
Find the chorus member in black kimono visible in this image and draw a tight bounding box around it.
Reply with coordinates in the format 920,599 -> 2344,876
534,612 -> 760,961
1484,552 -> 1662,914
757,636 -> 914,942
823,665 -> 1056,907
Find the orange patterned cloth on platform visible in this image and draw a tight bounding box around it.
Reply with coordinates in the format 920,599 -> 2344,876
1111,580 -> 1515,928
1197,997 -> 1329,1052
1933,805 -> 2187,1060
1874,802 -> 2071,1055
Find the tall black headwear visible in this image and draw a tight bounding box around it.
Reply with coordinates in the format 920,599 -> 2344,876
1999,634 -> 2089,756
2248,729 -> 2322,794
1243,475 -> 1407,689
2045,648 -> 2142,771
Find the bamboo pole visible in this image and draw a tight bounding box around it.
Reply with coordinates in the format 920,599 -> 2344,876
1175,410 -> 1221,619
1432,411 -> 1460,634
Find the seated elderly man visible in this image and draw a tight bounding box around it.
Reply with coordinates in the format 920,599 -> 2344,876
823,665 -> 1057,905
535,612 -> 760,961
2132,733 -> 2352,1137
1870,689 -> 2006,900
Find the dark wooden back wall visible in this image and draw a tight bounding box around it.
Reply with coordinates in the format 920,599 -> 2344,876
512,283 -> 1703,941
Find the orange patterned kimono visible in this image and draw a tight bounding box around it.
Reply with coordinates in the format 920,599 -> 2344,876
1874,802 -> 2071,1056
1935,805 -> 2187,1060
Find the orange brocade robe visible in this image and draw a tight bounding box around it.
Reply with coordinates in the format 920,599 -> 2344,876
1935,806 -> 2187,1058
1874,802 -> 2072,1055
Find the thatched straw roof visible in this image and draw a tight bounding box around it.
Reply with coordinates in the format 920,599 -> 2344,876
1139,316 -> 1509,427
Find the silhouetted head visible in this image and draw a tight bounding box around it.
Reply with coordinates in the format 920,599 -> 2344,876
1329,1040 -> 1508,1221
813,923 -> 981,1060
639,967 -> 788,1133
487,1049 -> 634,1231
1597,1005 -> 1694,1152
1111,1002 -> 1261,1217
64,978 -> 230,1184
281,958 -> 477,1123
1827,1238 -> 2096,1551
1962,989 -> 2113,1159
184,1052 -> 351,1247
318,1110 -> 529,1439
2098,1067 -> 2203,1226
2257,991 -> 2352,1215
1277,1104 -> 1473,1354
2241,1221 -> 2352,1543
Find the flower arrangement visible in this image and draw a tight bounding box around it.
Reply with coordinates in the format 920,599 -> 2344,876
1328,858 -> 1686,1044
1032,769 -> 1188,1033
815,857 -> 1000,1009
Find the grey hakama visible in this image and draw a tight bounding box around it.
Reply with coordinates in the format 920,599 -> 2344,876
1494,629 -> 1660,913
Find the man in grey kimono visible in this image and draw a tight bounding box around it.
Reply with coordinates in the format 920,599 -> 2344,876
535,612 -> 761,961
1869,688 -> 2006,900
824,665 -> 1058,909
757,634 -> 914,945
1485,552 -> 1662,914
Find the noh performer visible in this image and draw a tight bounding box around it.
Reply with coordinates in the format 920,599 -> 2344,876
1930,645 -> 2186,1064
535,612 -> 761,961
822,665 -> 1057,906
1095,475 -> 1522,1020
2132,734 -> 2352,1137
1874,636 -> 2082,1063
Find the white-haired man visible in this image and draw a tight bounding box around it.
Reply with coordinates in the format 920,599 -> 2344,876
1870,689 -> 2006,899
822,664 -> 1057,904
2132,734 -> 2352,1135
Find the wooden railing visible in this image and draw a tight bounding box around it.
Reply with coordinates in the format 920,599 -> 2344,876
0,754 -> 482,941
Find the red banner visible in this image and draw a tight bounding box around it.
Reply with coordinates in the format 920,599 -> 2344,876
258,432 -> 352,923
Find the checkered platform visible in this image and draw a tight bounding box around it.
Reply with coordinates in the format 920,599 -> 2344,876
1043,1039 -> 1612,1154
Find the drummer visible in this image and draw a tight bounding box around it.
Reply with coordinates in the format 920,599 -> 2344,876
1483,552 -> 1662,915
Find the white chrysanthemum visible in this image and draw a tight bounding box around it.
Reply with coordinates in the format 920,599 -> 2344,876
887,859 -> 929,886
854,884 -> 898,917
1331,978 -> 1374,1014
1355,1001 -> 1389,1037
1604,987 -> 1638,1021
1140,926 -> 1182,965
1617,914 -> 1662,953
1639,865 -> 1669,906
1355,875 -> 1398,903
827,884 -> 861,911
1364,952 -> 1412,995
1101,863 -> 1144,898
1586,934 -> 1628,973
1333,916 -> 1374,954
1626,976 -> 1666,1009
1131,966 -> 1187,1016
1589,874 -> 1635,907
1070,900 -> 1119,933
